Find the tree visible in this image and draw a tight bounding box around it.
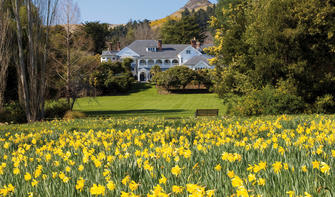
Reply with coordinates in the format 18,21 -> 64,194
50,25 -> 97,110
12,0 -> 59,122
92,59 -> 135,94
56,0 -> 80,107
150,65 -> 162,77
194,69 -> 213,89
83,21 -> 110,54
107,20 -> 159,50
0,1 -> 11,111
160,15 -> 206,44
156,66 -> 195,90
209,0 -> 335,113
160,7 -> 215,44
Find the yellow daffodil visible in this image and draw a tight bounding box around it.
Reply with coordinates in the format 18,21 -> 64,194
90,184 -> 105,196
171,165 -> 182,176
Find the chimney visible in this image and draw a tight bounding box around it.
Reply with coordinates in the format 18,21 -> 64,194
116,41 -> 121,51
196,41 -> 201,49
157,40 -> 162,51
191,38 -> 196,48
106,42 -> 113,51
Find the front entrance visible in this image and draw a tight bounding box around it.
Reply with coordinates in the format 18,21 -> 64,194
140,72 -> 146,82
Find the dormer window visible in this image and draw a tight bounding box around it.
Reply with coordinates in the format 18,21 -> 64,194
146,47 -> 157,52
186,50 -> 191,54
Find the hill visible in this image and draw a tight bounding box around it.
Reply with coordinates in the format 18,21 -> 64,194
150,0 -> 213,28
183,0 -> 213,10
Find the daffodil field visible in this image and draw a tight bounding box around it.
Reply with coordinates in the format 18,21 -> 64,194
0,115 -> 335,197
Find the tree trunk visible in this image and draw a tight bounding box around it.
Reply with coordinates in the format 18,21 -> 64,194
66,15 -> 71,106
13,0 -> 32,122
0,56 -> 8,111
26,0 -> 38,121
0,92 -> 4,112
40,0 -> 52,120
0,1 -> 10,111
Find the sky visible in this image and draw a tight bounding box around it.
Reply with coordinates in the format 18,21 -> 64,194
77,0 -> 217,24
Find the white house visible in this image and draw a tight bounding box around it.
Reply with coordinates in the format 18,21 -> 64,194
101,39 -> 214,82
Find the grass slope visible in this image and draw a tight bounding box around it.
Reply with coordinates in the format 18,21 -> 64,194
73,85 -> 225,117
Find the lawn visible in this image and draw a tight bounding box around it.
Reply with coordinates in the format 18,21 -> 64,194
73,85 -> 225,117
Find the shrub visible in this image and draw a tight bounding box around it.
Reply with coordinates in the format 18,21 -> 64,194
194,69 -> 214,90
150,65 -> 162,78
63,110 -> 86,120
155,66 -> 215,90
314,94 -> 335,114
44,101 -> 70,119
104,73 -> 134,93
92,59 -> 135,94
225,86 -> 305,116
0,102 -> 26,123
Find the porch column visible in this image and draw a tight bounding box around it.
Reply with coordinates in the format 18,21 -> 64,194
162,59 -> 165,68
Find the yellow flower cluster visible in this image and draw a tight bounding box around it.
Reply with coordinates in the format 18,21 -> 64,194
90,184 -> 105,196
0,184 -> 14,197
0,115 -> 334,196
221,152 -> 242,162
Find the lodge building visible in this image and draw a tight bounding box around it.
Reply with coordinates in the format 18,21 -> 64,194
101,39 -> 214,82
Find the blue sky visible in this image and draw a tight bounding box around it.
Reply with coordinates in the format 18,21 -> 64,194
77,0 -> 217,24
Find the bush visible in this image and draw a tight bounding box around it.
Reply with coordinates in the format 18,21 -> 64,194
314,94 -> 335,114
225,86 -> 305,116
0,102 -> 26,123
44,100 -> 70,119
0,101 -> 71,123
154,67 -> 214,91
104,73 -> 135,93
92,59 -> 135,94
194,69 -> 214,90
63,110 -> 86,120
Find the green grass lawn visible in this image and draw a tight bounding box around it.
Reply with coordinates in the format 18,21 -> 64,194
73,85 -> 225,117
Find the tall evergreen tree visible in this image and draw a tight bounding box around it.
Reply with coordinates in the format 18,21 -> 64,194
83,22 -> 110,54
160,15 -> 206,44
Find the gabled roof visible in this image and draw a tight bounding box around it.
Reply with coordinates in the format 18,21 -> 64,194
179,45 -> 202,56
102,40 -> 214,60
183,55 -> 211,66
101,51 -> 119,56
128,40 -> 189,59
117,47 -> 140,57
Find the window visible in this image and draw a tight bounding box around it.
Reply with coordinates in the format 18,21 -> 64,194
186,50 -> 191,54
181,58 -> 183,63
146,47 -> 157,52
